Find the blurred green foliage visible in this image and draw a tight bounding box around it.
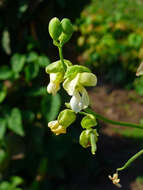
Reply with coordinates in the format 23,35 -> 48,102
77,0 -> 143,85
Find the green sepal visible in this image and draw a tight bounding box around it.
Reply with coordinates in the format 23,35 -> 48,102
64,65 -> 91,79
58,109 -> 76,128
45,59 -> 72,74
61,18 -> 74,35
49,17 -> 62,41
81,115 -> 97,129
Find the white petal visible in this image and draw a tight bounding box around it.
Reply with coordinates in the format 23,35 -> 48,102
50,73 -> 57,82
48,120 -> 59,128
63,74 -> 80,96
70,91 -> 82,113
47,82 -> 60,95
80,87 -> 89,109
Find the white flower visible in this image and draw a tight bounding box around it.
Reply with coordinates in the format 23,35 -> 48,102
63,72 -> 97,112
47,73 -> 63,95
70,87 -> 89,113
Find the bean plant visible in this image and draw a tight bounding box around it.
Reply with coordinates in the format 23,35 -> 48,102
46,17 -> 143,188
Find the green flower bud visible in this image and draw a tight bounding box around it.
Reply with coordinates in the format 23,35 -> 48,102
45,59 -> 72,74
59,32 -> 72,45
79,129 -> 91,148
61,18 -> 74,35
58,109 -> 76,128
81,115 -> 97,129
49,17 -> 62,41
79,129 -> 99,155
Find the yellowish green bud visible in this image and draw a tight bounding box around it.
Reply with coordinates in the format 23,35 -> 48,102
58,109 -> 76,128
61,18 -> 73,35
81,115 -> 97,129
49,17 -> 62,41
79,129 -> 99,155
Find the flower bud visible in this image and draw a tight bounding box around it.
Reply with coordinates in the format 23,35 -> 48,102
58,109 -> 76,128
79,129 -> 99,155
81,115 -> 97,129
79,129 -> 91,148
59,32 -> 72,45
48,120 -> 66,135
61,18 -> 73,35
49,17 -> 62,41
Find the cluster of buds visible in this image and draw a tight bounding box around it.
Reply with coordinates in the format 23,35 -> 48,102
46,17 -> 98,155
49,17 -> 74,46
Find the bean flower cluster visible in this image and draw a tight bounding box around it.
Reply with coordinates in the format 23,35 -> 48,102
45,18 -> 143,188
46,17 -> 98,155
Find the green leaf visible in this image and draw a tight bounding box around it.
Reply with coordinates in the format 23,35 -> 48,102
7,108 -> 24,136
0,66 -> 13,80
0,150 -> 7,164
0,182 -> 10,190
22,110 -> 35,123
26,87 -> 47,97
41,94 -> 61,121
64,65 -> 91,79
0,118 -> 7,140
47,94 -> 61,121
11,54 -> 26,74
25,62 -> 39,82
11,176 -> 23,187
27,52 -> 38,63
38,55 -> 50,68
0,89 -> 7,103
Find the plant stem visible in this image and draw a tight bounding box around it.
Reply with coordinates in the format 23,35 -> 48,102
85,108 -> 143,130
58,46 -> 66,71
117,149 -> 143,171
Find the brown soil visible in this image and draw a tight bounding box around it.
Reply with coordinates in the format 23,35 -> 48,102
89,86 -> 143,190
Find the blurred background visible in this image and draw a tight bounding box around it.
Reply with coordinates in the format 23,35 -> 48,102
0,0 -> 143,189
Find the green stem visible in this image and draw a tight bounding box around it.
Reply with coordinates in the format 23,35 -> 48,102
58,46 -> 66,71
85,108 -> 143,130
117,149 -> 143,171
